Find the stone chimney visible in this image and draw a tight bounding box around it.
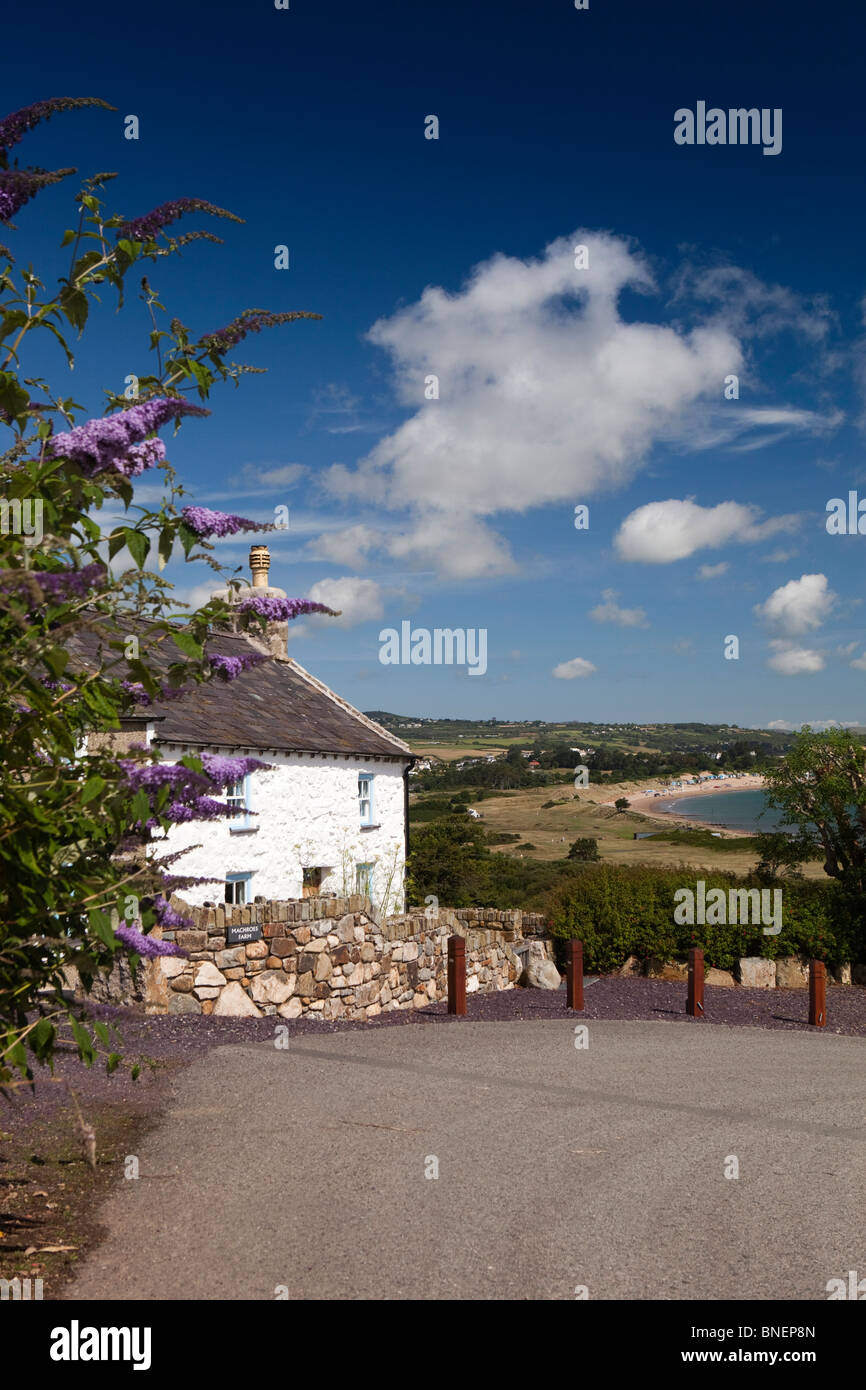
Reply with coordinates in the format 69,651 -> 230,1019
211,544 -> 289,661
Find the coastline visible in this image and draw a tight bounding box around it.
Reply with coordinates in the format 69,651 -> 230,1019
612,774 -> 767,837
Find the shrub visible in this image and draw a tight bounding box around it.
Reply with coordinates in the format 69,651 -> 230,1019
548,863 -> 862,974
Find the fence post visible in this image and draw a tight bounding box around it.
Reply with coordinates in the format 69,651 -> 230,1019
447,935 -> 466,1016
809,959 -> 826,1028
687,947 -> 704,1017
566,939 -> 584,1010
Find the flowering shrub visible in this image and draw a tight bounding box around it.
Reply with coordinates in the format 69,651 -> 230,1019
0,98 -> 330,1083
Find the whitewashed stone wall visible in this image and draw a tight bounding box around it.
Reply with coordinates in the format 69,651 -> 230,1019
152,746 -> 407,913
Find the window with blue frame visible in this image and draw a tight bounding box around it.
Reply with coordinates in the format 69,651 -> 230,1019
226,773 -> 253,831
355,862 -> 374,897
225,871 -> 252,906
358,773 -> 374,825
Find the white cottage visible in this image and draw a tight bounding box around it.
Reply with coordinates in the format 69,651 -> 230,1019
79,546 -> 414,913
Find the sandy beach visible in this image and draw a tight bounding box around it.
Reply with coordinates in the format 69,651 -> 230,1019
601,773 -> 768,837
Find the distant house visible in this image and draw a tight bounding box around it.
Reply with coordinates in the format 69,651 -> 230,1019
76,546 -> 413,913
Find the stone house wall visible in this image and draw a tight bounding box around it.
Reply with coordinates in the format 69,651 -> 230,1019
150,748 -> 409,912
144,897 -> 551,1020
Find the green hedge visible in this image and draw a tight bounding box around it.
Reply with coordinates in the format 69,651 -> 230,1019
548,864 -> 862,973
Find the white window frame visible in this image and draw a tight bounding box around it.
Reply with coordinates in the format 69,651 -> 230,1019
225,871 -> 252,905
358,772 -> 375,826
227,773 -> 253,832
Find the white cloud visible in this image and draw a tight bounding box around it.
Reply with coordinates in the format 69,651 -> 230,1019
324,230 -> 745,578
767,642 -> 825,675
698,562 -> 729,580
755,574 -> 835,636
239,463 -> 307,491
851,652 -> 866,671
670,262 -> 836,342
308,524 -> 380,570
589,589 -> 648,627
306,576 -> 385,628
615,498 -> 799,564
552,656 -> 597,679
768,717 -> 860,730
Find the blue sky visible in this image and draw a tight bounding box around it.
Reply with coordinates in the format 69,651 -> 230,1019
6,0 -> 866,726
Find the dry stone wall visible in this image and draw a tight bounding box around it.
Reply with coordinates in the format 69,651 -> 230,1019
145,897 -> 551,1020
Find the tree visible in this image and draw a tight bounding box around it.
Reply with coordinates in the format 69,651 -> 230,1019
0,98 -> 337,1084
407,816 -> 489,908
566,838 -> 599,862
614,797 -> 630,813
760,728 -> 866,894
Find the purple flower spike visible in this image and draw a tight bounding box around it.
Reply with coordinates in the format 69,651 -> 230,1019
48,398 -> 209,477
0,167 -> 76,223
0,98 -> 114,157
151,897 -> 195,931
237,595 -> 339,622
117,197 -> 242,242
1,562 -> 106,609
181,506 -> 272,539
114,922 -> 187,958
208,652 -> 267,680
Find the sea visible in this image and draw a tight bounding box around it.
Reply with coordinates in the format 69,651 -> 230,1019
661,789 -> 792,833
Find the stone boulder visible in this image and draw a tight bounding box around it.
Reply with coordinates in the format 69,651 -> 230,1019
194,961 -> 226,988
705,968 -> 735,988
525,942 -> 561,990
618,955 -> 643,977
213,981 -> 263,1017
646,957 -> 687,982
775,957 -> 809,989
738,957 -> 775,989
250,970 -> 296,1005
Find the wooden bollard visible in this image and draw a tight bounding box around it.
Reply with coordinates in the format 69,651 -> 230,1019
809,959 -> 826,1028
687,947 -> 704,1017
447,935 -> 466,1016
566,939 -> 584,1010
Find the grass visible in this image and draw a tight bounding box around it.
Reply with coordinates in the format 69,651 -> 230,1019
411,776 -> 828,879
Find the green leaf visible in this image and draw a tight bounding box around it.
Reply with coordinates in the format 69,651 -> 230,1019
172,629 -> 203,660
59,286 -> 89,331
88,910 -> 116,948
70,1017 -> 96,1066
124,528 -> 150,568
0,371 -> 30,423
43,646 -> 70,678
29,1019 -> 56,1063
131,1064 -> 141,1082
106,1053 -> 120,1075
93,1021 -> 111,1046
81,775 -> 107,805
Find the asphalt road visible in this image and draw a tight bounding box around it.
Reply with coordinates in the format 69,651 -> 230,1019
67,1020 -> 865,1301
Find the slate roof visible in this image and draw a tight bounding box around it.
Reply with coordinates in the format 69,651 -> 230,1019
67,624 -> 412,760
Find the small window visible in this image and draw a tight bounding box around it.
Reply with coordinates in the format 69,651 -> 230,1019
226,774 -> 253,831
303,866 -> 324,899
225,872 -> 252,905
355,863 -> 374,898
358,773 -> 374,825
